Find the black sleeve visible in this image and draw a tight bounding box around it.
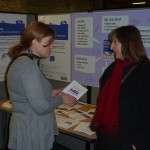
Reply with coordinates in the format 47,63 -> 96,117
130,63 -> 150,149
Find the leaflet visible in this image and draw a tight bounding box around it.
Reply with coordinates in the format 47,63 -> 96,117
74,122 -> 95,135
63,80 -> 88,100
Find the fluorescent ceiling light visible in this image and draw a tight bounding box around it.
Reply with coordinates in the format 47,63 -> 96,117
132,2 -> 146,5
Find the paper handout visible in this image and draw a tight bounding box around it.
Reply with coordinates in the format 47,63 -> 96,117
63,80 -> 88,100
74,122 -> 95,135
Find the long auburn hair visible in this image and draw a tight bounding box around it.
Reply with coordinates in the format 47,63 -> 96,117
108,25 -> 148,62
8,21 -> 55,59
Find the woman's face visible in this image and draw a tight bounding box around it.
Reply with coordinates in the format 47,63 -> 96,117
31,36 -> 54,58
110,38 -> 124,60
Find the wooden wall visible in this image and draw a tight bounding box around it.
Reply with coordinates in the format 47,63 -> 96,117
0,0 -> 98,14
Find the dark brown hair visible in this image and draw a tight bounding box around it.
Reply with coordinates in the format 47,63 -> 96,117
8,21 -> 55,59
109,25 -> 148,62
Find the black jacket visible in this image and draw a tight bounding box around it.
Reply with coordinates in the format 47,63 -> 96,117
95,60 -> 150,150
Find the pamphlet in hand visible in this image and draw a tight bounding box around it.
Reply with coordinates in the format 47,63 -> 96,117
63,80 -> 88,100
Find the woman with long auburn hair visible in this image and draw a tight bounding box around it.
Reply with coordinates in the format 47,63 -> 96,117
91,25 -> 150,150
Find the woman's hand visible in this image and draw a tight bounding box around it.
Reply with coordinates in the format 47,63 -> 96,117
132,145 -> 136,150
52,87 -> 64,97
60,92 -> 77,106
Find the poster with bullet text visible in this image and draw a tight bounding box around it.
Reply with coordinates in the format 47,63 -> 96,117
71,9 -> 150,87
38,14 -> 71,82
0,13 -> 27,81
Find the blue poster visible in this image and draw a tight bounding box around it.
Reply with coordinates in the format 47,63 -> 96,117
49,21 -> 68,40
0,20 -> 25,36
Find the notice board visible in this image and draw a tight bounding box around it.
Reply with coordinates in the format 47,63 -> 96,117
71,8 -> 150,87
38,14 -> 72,82
0,12 -> 36,81
37,8 -> 150,87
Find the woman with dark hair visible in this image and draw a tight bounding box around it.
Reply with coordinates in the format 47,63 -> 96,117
91,25 -> 150,150
6,21 -> 77,150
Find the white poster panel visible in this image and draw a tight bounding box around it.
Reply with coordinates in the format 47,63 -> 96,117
38,14 -> 71,82
0,13 -> 26,81
72,9 -> 150,87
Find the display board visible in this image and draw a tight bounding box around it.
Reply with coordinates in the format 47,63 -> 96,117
0,12 -> 36,81
38,14 -> 72,82
37,8 -> 150,87
71,8 -> 150,87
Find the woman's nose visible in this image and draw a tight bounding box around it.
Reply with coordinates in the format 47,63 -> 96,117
109,43 -> 113,51
50,44 -> 53,49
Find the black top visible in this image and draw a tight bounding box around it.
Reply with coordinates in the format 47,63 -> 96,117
96,60 -> 150,150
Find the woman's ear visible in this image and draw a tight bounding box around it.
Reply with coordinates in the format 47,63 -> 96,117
32,39 -> 37,46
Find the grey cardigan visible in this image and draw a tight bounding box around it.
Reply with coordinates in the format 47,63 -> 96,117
7,56 -> 63,150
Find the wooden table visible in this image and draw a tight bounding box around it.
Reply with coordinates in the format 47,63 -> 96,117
0,100 -> 97,150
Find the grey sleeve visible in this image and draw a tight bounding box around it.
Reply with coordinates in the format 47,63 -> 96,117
21,62 -> 63,115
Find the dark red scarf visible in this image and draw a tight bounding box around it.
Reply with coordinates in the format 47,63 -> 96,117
92,59 -> 133,137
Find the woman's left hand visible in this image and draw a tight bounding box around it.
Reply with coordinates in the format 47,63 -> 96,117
132,145 -> 136,150
52,87 -> 64,97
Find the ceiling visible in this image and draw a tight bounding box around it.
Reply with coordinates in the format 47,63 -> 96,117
106,0 -> 150,9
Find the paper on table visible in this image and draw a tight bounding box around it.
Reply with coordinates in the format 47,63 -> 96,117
55,104 -> 73,114
57,118 -> 79,129
73,101 -> 86,109
56,115 -> 68,123
55,101 -> 86,115
63,80 -> 88,100
2,101 -> 12,108
65,109 -> 91,121
85,109 -> 96,118
73,122 -> 95,135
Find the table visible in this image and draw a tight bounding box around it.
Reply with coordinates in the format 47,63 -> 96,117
0,100 -> 97,150
0,100 -> 11,150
